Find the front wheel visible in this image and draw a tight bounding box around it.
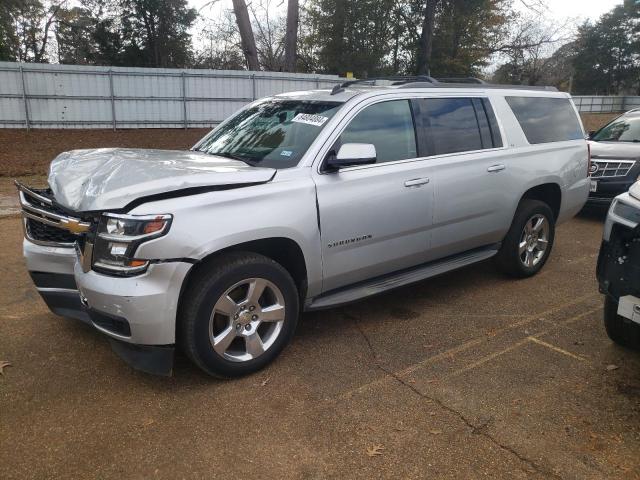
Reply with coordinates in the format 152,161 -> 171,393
179,252 -> 299,378
603,296 -> 640,349
495,199 -> 555,278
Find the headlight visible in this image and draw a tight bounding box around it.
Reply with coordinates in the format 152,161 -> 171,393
92,213 -> 172,276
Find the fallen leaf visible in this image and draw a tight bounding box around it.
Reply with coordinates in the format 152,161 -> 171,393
140,418 -> 155,427
606,364 -> 619,371
429,429 -> 443,435
366,444 -> 384,457
261,377 -> 270,386
0,360 -> 11,375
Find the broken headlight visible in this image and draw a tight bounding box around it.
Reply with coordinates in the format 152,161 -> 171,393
92,213 -> 172,276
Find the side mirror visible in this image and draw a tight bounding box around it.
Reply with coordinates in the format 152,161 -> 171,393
326,143 -> 377,170
588,130 -> 596,139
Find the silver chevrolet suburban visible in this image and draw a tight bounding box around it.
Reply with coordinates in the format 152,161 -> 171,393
17,77 -> 590,377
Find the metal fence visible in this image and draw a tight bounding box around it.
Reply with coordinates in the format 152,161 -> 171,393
0,62 -> 343,130
572,96 -> 640,113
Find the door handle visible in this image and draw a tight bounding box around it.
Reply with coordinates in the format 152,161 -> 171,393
487,164 -> 506,173
404,177 -> 430,187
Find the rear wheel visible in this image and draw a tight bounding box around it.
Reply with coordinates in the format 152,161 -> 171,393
179,252 -> 299,378
495,199 -> 555,278
603,296 -> 640,349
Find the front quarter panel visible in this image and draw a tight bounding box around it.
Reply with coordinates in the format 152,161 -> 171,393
129,169 -> 323,296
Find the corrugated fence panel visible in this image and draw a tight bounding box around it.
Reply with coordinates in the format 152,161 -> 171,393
0,62 -> 343,129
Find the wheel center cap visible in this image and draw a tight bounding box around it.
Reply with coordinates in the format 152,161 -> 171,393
237,310 -> 252,326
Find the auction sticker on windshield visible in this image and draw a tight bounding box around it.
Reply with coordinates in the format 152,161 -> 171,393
291,113 -> 329,127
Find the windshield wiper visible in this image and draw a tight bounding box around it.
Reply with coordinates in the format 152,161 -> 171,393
207,151 -> 256,165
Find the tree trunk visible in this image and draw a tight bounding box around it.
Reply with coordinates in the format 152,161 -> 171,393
283,0 -> 299,72
232,0 -> 260,71
416,0 -> 438,76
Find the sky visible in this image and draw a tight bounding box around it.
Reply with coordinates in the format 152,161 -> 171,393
190,0 -> 623,24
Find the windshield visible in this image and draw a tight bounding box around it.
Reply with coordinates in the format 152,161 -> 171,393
592,116 -> 640,142
195,99 -> 343,168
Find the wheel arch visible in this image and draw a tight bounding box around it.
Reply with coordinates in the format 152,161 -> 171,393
177,237 -> 309,323
519,182 -> 562,222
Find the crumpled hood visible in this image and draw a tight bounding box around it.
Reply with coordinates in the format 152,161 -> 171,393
589,141 -> 640,160
48,148 -> 275,211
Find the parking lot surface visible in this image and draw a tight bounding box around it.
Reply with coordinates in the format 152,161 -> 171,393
1,209 -> 640,479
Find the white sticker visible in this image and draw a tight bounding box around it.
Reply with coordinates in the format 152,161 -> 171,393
281,150 -> 293,157
291,113 -> 329,127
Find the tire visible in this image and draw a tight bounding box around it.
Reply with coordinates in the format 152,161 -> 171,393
604,296 -> 640,349
179,252 -> 299,378
494,199 -> 555,278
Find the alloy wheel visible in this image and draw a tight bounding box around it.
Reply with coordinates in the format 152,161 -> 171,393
209,277 -> 286,362
519,214 -> 550,268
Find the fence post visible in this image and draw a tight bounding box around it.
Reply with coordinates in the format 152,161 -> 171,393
251,74 -> 256,101
19,65 -> 30,131
108,70 -> 116,131
182,71 -> 187,129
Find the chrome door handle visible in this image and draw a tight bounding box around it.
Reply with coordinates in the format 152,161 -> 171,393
404,177 -> 430,187
487,164 -> 505,173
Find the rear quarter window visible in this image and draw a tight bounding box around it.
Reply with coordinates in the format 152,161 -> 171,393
505,96 -> 583,144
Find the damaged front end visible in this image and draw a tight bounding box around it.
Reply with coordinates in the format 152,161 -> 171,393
597,222 -> 640,300
16,181 -> 177,376
597,195 -> 640,325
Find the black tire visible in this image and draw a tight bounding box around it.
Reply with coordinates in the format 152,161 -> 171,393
179,252 -> 299,378
603,296 -> 640,349
494,199 -> 555,278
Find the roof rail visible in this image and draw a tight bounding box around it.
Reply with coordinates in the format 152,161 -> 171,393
330,75 -> 439,95
435,77 -> 487,84
329,75 -> 558,94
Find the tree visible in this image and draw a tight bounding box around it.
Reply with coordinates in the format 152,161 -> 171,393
416,0 -> 438,75
119,0 -> 197,68
283,0 -> 299,72
232,0 -> 259,70
571,3 -> 640,95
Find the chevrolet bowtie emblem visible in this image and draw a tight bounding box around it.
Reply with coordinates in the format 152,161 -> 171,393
61,218 -> 91,234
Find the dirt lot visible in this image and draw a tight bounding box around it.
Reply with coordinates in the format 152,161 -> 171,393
0,113 -> 619,177
0,128 -> 209,177
1,208 -> 640,479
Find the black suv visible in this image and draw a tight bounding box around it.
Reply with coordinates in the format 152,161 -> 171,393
588,109 -> 640,206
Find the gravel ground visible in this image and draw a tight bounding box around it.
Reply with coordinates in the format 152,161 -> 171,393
1,210 -> 640,479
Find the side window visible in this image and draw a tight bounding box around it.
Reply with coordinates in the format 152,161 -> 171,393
420,98 -> 483,155
505,96 -> 583,144
339,100 -> 417,163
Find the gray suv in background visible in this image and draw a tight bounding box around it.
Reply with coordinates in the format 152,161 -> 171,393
588,109 -> 640,206
17,77 -> 590,377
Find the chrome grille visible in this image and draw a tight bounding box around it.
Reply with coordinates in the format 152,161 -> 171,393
15,182 -> 90,247
590,159 -> 635,178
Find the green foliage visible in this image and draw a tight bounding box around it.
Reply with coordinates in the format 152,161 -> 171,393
572,2 -> 640,94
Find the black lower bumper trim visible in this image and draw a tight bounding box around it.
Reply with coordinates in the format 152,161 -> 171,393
30,271 -> 77,290
38,289 -> 92,324
109,339 -> 174,376
87,308 -> 132,336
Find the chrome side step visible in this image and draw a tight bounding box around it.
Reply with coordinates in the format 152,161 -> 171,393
305,245 -> 499,311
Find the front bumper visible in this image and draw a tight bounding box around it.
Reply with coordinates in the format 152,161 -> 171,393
24,238 -> 191,375
74,260 -> 192,346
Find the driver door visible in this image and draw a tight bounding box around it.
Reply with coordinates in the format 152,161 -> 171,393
313,99 -> 434,292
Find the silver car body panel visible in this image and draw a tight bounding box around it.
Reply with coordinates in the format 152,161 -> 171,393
21,85 -> 590,347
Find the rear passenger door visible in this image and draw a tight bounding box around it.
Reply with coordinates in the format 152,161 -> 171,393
414,97 -> 513,260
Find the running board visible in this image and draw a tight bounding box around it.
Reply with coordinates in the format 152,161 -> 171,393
305,245 -> 499,311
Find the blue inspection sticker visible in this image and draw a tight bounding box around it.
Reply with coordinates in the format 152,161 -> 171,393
281,150 -> 293,157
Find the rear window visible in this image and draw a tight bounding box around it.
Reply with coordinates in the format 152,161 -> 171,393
505,96 -> 583,144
